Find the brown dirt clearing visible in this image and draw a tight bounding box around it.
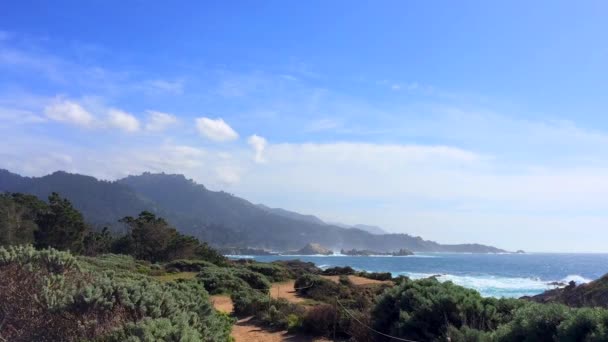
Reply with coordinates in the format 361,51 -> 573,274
271,280 -> 306,303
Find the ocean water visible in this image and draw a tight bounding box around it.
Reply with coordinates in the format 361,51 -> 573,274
231,253 -> 608,298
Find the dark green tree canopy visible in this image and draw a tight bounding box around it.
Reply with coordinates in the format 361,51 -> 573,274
34,192 -> 88,253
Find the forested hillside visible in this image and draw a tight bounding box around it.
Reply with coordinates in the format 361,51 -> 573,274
0,169 -> 506,253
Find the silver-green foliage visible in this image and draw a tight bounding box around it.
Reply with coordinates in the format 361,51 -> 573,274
0,245 -> 233,342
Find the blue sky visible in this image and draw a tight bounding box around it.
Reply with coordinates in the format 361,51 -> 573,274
2,1 -> 608,252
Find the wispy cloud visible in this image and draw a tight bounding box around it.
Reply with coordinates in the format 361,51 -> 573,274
44,98 -> 96,127
145,110 -> 178,131
247,134 -> 267,163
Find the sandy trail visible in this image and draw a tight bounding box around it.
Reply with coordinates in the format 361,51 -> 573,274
211,284 -> 332,341
210,295 -> 233,313
232,317 -> 331,342
271,280 -> 306,303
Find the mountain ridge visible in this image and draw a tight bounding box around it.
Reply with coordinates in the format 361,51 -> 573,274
0,169 -> 508,253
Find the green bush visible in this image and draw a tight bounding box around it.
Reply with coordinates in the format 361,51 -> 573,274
242,262 -> 291,282
492,303 -> 570,342
272,259 -> 320,277
556,307 -> 608,341
231,288 -> 271,316
301,304 -> 337,336
322,266 -> 355,276
165,259 -> 216,272
197,266 -> 270,294
357,271 -> 392,281
0,246 -> 233,341
372,278 -> 510,341
233,267 -> 272,290
295,274 -> 351,303
197,267 -> 250,294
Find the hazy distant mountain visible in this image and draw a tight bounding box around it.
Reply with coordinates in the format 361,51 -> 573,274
258,206 -> 387,235
0,169 -> 508,253
352,224 -> 387,235
257,204 -> 326,225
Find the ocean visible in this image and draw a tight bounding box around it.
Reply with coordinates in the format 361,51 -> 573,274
230,253 -> 608,298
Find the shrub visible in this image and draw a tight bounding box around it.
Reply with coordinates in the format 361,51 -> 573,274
322,266 -> 355,276
260,298 -> 307,329
358,271 -> 392,281
197,267 -> 250,294
272,259 -> 320,277
372,278 -> 505,341
231,288 -> 270,316
445,325 -> 492,342
165,259 -> 216,272
301,304 -> 338,336
198,267 -> 270,294
295,274 -> 351,303
339,275 -> 352,286
0,246 -> 233,341
556,307 -> 608,341
232,267 -> 272,291
242,262 -> 291,282
492,303 -> 570,342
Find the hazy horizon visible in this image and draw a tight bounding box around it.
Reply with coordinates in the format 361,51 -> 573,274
2,1 -> 608,252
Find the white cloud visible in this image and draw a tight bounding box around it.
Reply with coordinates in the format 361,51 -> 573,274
145,110 -> 178,131
248,134 -> 267,163
44,99 -> 95,127
195,117 -> 239,142
107,109 -> 140,132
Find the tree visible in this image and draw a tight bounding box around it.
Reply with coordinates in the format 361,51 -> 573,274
120,211 -> 175,262
34,192 -> 88,253
82,227 -> 113,256
0,193 -> 46,246
119,211 -> 226,264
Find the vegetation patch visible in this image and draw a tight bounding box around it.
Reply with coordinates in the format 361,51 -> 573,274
0,245 -> 233,341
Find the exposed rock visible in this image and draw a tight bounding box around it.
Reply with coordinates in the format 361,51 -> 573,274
340,248 -> 414,256
526,275 -> 608,308
285,243 -> 333,255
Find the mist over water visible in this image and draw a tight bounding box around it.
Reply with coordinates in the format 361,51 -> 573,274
236,253 -> 608,298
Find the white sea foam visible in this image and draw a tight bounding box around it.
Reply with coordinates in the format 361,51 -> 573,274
561,274 -> 592,284
394,272 -> 569,298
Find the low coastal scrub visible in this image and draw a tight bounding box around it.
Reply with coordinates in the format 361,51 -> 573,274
322,265 -> 356,276
235,260 -> 291,282
165,259 -> 217,272
357,271 -> 393,281
197,266 -> 271,294
0,245 -> 233,342
372,277 -> 608,342
295,274 -> 350,302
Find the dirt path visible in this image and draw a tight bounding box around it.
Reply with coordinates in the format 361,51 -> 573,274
211,285 -> 331,341
271,280 -> 306,303
231,317 -> 331,342
210,295 -> 233,313
321,275 -> 392,286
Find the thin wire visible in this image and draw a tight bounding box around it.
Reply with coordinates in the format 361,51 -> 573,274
336,298 -> 422,342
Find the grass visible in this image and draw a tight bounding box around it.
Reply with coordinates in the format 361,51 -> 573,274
152,271 -> 198,282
